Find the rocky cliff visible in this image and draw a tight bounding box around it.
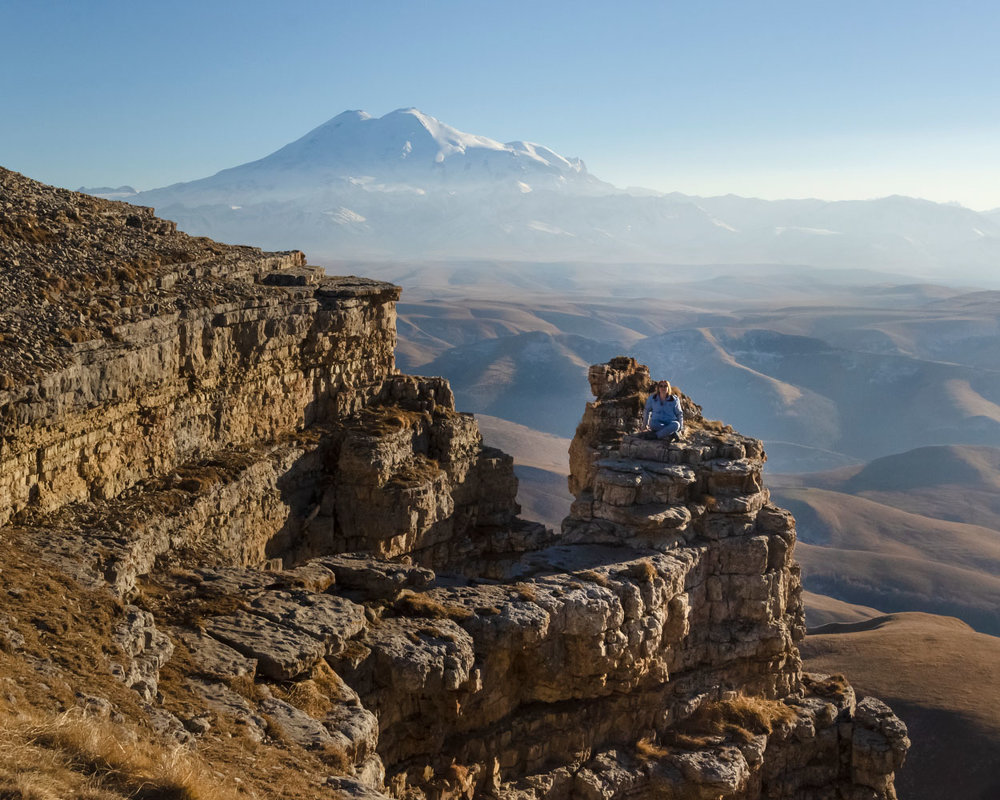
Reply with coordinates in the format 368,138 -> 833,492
0,168 -> 908,799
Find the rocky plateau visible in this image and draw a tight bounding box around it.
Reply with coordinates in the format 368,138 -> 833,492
0,168 -> 908,799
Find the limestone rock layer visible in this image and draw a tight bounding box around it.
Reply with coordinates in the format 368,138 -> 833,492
0,170 -> 907,800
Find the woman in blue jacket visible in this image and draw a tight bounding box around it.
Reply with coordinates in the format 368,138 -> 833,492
640,380 -> 683,441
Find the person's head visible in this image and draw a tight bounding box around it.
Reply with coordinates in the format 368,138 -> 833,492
656,380 -> 671,396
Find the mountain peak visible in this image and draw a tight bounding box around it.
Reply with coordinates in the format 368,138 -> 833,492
208,107 -> 603,191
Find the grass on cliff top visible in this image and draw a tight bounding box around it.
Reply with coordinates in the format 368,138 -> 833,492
0,708 -> 240,800
639,693 -> 799,755
395,590 -> 474,621
0,537 -> 238,799
348,405 -> 432,435
0,530 -> 348,800
387,454 -> 444,489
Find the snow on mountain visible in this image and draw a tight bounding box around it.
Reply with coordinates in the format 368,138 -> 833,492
137,108 -> 613,207
78,185 -> 137,200
128,109 -> 1000,280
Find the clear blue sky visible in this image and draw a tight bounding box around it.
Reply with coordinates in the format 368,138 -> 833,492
3,0 -> 999,208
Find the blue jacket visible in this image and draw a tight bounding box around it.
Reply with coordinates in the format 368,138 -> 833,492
643,393 -> 683,428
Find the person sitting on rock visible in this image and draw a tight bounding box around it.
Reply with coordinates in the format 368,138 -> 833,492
640,380 -> 683,441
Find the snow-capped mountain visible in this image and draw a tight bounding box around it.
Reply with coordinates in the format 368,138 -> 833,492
127,109 -> 1000,280
77,185 -> 137,200
138,108 -> 614,206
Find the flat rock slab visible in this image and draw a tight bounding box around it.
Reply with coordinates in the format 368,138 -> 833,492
669,746 -> 750,794
517,543 -> 650,575
190,566 -> 279,597
273,562 -> 337,592
187,678 -> 267,742
316,554 -> 434,600
598,459 -> 697,482
173,628 -> 257,679
593,501 -> 692,531
324,701 -> 380,763
249,590 -> 366,655
259,697 -> 336,750
365,617 -> 475,692
205,610 -> 326,679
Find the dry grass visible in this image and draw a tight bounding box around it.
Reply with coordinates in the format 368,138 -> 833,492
387,454 -> 443,488
635,736 -> 670,761
638,695 -> 798,757
695,418 -> 733,433
0,708 -> 240,800
513,583 -> 537,602
395,591 -> 474,621
271,662 -> 352,718
666,694 -> 798,748
224,675 -> 270,704
350,406 -> 430,436
576,569 -> 610,587
155,591 -> 247,633
0,214 -> 53,244
802,672 -> 851,700
60,327 -> 93,344
628,559 -> 657,582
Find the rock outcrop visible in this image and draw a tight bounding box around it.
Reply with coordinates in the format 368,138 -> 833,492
0,169 -> 908,799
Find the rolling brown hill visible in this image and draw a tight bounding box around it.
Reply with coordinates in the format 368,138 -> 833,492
771,444 -> 1000,634
801,590 -> 880,627
783,445 -> 1000,530
373,271 -> 1000,474
801,611 -> 1000,800
773,485 -> 1000,634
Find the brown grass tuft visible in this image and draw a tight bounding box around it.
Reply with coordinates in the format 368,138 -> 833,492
0,708 -> 240,800
60,327 -> 92,344
224,674 -> 269,704
628,559 -> 657,582
576,569 -> 610,587
666,694 -> 798,749
387,454 -> 443,488
169,593 -> 247,632
803,673 -> 851,700
350,406 -> 429,436
513,583 -> 537,602
279,680 -> 333,719
635,736 -> 670,761
319,743 -> 351,773
395,591 -> 473,621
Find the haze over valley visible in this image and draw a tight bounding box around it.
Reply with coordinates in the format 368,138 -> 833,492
7,2 -> 1000,796
124,109 -> 1000,285
97,110 -> 1000,646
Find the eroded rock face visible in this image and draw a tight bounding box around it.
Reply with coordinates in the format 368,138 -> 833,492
0,173 -> 907,800
0,169 -> 410,530
317,358 -> 906,800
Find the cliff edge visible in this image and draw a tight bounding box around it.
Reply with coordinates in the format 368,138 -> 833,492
0,168 -> 908,799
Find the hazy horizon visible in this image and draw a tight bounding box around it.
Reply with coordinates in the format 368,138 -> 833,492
3,1 -> 999,210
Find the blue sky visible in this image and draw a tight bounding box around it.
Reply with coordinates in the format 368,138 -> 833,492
3,0 -> 999,208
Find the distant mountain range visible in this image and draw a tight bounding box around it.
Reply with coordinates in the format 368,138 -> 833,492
117,109 -> 1000,280
78,184 -> 138,200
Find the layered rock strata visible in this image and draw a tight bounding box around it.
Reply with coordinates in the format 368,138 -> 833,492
0,172 -> 908,800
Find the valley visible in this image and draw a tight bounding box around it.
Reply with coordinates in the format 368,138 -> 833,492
369,263 -> 1000,800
